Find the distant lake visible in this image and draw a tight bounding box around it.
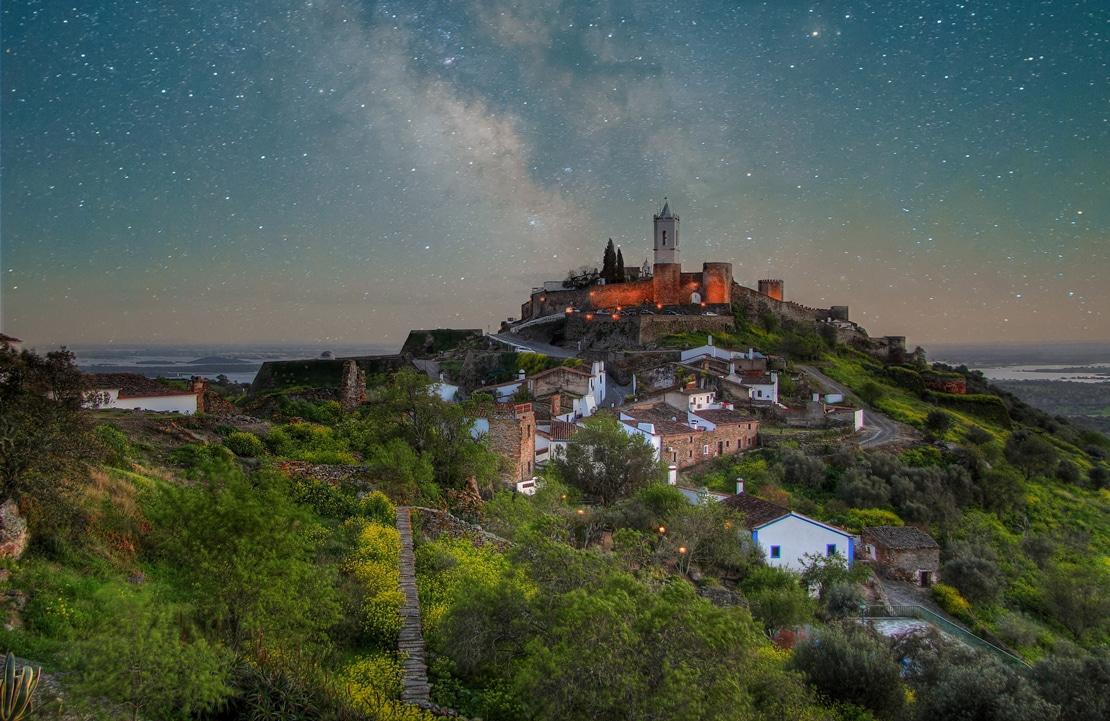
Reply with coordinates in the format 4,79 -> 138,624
70,344 -> 398,385
929,342 -> 1110,384
976,364 -> 1110,384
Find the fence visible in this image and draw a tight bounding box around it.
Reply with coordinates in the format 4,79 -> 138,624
863,604 -> 1031,671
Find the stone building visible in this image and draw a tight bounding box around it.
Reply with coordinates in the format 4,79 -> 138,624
619,402 -> 758,470
478,402 -> 536,484
862,525 -> 941,587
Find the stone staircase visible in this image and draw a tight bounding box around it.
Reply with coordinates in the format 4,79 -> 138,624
395,507 -> 430,703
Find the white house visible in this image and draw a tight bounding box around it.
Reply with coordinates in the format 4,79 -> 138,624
88,373 -> 202,414
722,489 -> 854,572
739,372 -> 779,405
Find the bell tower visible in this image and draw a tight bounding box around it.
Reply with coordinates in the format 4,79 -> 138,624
653,199 -> 680,266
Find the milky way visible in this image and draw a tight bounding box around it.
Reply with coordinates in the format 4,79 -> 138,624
2,0 -> 1107,347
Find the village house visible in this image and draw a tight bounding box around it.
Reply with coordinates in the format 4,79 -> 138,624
87,373 -> 203,414
478,361 -> 606,421
862,525 -> 941,587
723,487 -> 855,572
619,402 -> 759,470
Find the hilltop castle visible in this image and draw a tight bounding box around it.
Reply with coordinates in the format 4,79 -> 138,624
521,202 -> 845,322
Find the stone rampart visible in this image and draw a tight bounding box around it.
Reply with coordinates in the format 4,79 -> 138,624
412,507 -> 515,551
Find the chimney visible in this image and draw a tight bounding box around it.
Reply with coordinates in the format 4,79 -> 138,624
708,335 -> 714,346
813,393 -> 821,402
748,348 -> 754,360
518,369 -> 526,381
551,393 -> 561,416
736,478 -> 745,495
668,465 -> 678,486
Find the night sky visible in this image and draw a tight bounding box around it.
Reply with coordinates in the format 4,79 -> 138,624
3,1 -> 1107,349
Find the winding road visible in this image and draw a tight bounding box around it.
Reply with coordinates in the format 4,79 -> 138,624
798,364 -> 906,448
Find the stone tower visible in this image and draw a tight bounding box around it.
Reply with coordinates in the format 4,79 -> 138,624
653,200 -> 680,266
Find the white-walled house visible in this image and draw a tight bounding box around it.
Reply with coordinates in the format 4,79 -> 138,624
722,490 -> 854,572
88,373 -> 202,414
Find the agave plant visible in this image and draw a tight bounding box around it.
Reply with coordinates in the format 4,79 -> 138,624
0,652 -> 39,721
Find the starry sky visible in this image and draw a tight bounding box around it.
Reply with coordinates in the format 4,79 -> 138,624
2,0 -> 1107,349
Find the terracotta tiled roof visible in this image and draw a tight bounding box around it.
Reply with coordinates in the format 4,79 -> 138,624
0,333 -> 22,343
721,493 -> 791,528
550,420 -> 579,440
864,525 -> 940,550
91,373 -> 197,398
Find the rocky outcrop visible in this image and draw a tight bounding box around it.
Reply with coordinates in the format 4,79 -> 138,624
0,500 -> 28,560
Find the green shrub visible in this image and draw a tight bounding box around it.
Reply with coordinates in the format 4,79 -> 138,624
225,431 -> 267,457
95,423 -> 133,468
932,583 -> 973,621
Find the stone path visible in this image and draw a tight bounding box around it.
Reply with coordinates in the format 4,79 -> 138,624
396,507 -> 430,703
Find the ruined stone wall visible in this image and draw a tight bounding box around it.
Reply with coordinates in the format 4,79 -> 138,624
636,315 -> 736,345
412,507 -> 514,551
923,374 -> 966,394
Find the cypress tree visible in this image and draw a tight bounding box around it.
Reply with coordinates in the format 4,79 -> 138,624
615,247 -> 625,282
601,239 -> 617,283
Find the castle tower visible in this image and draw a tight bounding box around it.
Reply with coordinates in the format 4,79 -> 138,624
653,200 -> 680,266
758,279 -> 784,301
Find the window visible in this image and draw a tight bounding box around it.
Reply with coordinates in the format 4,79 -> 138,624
688,450 -> 693,458
703,445 -> 709,455
770,546 -> 781,559
826,544 -> 837,557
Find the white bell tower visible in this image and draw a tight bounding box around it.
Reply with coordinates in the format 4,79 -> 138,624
653,199 -> 679,265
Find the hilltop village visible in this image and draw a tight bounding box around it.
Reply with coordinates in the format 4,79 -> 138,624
3,202 -> 1109,720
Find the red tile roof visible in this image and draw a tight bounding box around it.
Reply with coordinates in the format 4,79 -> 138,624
91,373 -> 197,398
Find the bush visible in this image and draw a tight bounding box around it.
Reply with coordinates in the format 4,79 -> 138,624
225,431 -> 267,457
932,583 -> 973,621
791,622 -> 904,718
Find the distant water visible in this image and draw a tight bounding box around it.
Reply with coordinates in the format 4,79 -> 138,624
70,344 -> 399,385
928,342 -> 1110,384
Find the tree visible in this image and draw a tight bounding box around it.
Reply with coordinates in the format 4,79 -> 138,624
1032,648 -> 1110,721
924,409 -> 953,437
73,585 -> 229,721
664,499 -> 753,575
551,414 -> 663,506
615,246 -> 625,282
1042,563 -> 1110,640
791,622 -> 905,719
857,379 -> 886,407
1004,429 -> 1059,479
0,347 -> 98,521
149,458 -> 340,652
941,541 -> 1004,605
799,552 -> 867,602
601,238 -> 618,284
